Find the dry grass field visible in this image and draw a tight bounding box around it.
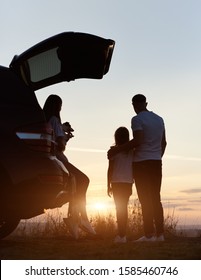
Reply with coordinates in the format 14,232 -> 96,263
1,209 -> 201,260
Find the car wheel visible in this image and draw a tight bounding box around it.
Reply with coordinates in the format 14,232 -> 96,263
0,216 -> 20,239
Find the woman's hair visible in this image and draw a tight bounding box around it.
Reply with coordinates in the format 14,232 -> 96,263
43,94 -> 62,122
114,126 -> 129,146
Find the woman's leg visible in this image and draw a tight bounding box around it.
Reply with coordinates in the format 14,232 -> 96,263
56,152 -> 96,235
56,151 -> 89,217
64,161 -> 89,220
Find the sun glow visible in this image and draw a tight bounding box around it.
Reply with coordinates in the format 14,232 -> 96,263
94,202 -> 107,211
88,200 -> 114,213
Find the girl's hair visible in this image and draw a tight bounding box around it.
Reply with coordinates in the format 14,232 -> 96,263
43,94 -> 62,122
114,126 -> 129,146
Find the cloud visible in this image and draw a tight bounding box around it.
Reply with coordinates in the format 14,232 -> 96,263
163,202 -> 179,209
178,207 -> 195,212
180,188 -> 201,194
68,147 -> 106,153
188,199 -> 201,203
163,197 -> 188,201
165,154 -> 201,161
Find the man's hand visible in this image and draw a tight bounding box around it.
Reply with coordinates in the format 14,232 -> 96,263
107,146 -> 118,159
107,139 -> 136,159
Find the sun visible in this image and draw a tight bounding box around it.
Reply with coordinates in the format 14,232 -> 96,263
94,202 -> 107,211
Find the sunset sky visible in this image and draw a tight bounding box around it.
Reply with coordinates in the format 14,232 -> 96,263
1,0 -> 201,225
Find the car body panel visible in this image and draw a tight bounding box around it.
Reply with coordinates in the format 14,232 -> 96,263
0,66 -> 62,187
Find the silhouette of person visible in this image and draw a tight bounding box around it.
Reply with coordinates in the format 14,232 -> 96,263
108,94 -> 167,242
43,94 -> 96,239
107,127 -> 133,243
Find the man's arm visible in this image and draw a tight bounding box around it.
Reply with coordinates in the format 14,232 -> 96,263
161,130 -> 167,157
107,130 -> 143,159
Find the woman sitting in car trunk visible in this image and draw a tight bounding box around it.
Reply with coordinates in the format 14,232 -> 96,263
43,94 -> 96,239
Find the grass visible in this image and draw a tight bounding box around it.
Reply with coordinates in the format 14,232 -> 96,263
1,200 -> 201,260
7,200 -> 179,239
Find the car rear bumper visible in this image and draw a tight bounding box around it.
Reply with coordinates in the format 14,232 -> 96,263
1,156 -> 69,219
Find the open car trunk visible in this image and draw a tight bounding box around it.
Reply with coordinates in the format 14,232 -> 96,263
9,32 -> 115,91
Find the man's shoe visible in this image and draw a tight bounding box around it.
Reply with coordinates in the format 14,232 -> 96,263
114,235 -> 127,243
79,218 -> 96,235
156,234 -> 165,242
133,235 -> 156,242
63,217 -> 79,240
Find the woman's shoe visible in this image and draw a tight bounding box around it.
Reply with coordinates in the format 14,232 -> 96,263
79,218 -> 96,235
63,217 -> 79,239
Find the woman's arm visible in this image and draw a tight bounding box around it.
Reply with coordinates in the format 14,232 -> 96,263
56,136 -> 66,152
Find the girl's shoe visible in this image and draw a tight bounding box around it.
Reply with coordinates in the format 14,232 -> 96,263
156,234 -> 165,241
79,218 -> 96,235
114,235 -> 127,243
133,235 -> 156,242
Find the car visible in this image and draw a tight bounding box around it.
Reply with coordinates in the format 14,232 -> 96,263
0,32 -> 115,238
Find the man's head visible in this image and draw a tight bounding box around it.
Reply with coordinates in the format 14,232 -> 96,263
132,94 -> 147,114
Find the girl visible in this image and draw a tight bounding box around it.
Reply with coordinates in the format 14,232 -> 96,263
107,127 -> 133,243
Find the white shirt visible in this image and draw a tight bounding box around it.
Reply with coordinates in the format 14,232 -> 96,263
49,116 -> 65,140
131,111 -> 165,162
111,150 -> 133,183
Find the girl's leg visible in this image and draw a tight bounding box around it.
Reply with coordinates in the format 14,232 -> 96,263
112,183 -> 132,237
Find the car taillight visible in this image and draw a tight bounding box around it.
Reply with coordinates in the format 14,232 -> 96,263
16,123 -> 55,154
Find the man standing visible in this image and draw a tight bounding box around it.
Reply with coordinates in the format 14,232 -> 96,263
131,94 -> 167,242
108,94 -> 167,242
